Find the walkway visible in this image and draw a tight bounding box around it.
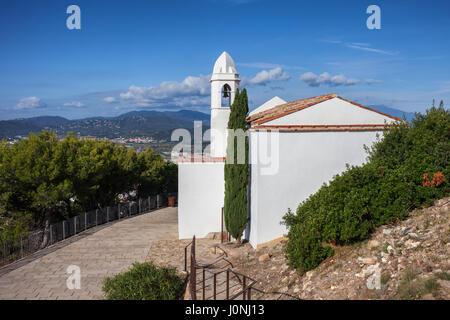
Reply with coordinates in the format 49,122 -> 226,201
0,207 -> 178,300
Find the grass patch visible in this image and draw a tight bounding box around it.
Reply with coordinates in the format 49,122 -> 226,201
396,267 -> 440,300
102,261 -> 185,300
381,272 -> 391,285
436,271 -> 450,280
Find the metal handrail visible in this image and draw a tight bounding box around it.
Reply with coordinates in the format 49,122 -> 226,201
184,240 -> 193,272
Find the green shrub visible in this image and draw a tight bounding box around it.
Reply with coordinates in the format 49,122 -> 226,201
283,105 -> 449,273
102,262 -> 185,300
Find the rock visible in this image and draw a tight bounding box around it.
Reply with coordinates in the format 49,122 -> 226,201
422,293 -> 435,300
383,229 -> 392,236
302,281 -> 311,291
405,239 -> 421,249
437,279 -> 450,290
387,245 -> 394,253
367,240 -> 380,249
305,270 -> 315,279
205,232 -> 219,240
258,253 -> 271,262
432,269 -> 443,274
358,257 -> 377,265
293,287 -> 300,293
400,227 -> 413,236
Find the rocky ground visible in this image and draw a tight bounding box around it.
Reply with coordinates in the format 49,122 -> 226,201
220,197 -> 449,300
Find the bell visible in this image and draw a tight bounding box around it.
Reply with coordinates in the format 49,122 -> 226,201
222,88 -> 230,98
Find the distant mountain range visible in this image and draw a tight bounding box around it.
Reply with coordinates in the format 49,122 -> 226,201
0,110 -> 210,139
0,105 -> 415,140
368,105 -> 415,122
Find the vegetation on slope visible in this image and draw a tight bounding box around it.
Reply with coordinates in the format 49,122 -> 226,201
283,102 -> 449,273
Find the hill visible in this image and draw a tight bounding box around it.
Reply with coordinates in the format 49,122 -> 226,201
221,197 -> 450,300
0,110 -> 210,139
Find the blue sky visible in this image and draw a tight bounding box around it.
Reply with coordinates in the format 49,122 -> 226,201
0,0 -> 449,120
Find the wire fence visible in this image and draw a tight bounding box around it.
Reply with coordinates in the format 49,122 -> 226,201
0,193 -> 176,267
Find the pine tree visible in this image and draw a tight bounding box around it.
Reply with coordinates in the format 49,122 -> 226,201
224,88 -> 249,242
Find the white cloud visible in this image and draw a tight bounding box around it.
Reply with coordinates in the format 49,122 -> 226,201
365,78 -> 384,85
120,74 -> 210,107
243,67 -> 291,86
119,68 -> 289,109
319,39 -> 398,56
63,101 -> 85,108
345,43 -> 398,56
103,97 -> 117,103
300,72 -> 360,87
14,97 -> 46,110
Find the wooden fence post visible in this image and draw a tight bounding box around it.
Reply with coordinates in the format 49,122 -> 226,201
190,236 -> 197,300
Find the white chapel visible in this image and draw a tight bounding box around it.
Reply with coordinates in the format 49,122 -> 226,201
178,52 -> 401,248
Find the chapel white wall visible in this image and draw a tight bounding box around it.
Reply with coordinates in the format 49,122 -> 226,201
178,162 -> 225,239
248,130 -> 382,247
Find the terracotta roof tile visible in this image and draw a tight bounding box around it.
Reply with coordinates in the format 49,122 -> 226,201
250,124 -> 394,132
247,93 -> 403,125
247,93 -> 338,124
178,154 -> 226,163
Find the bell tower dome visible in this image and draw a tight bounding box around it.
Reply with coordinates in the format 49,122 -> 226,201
210,52 -> 240,157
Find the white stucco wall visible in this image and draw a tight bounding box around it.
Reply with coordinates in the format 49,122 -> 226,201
178,161 -> 225,239
210,107 -> 231,157
248,130 -> 383,247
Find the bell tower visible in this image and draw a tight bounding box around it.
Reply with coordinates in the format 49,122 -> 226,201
210,52 -> 240,157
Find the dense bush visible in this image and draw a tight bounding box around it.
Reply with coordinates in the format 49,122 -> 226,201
102,262 -> 185,300
283,104 -> 449,273
0,131 -> 178,242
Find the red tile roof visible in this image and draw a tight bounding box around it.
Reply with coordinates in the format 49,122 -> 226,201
250,124 -> 395,132
247,93 -> 403,125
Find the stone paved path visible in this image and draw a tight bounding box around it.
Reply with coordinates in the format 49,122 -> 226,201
0,207 -> 178,300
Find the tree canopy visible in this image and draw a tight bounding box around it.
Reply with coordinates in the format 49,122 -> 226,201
0,131 -> 177,242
